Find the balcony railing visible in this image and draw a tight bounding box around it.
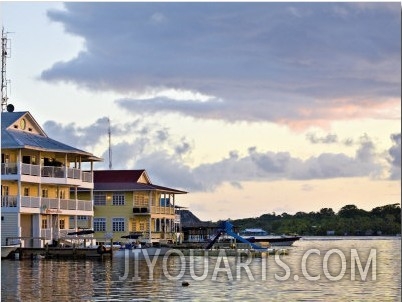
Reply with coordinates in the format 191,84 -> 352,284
151,206 -> 175,215
2,195 -> 93,212
1,163 -> 17,174
1,163 -> 93,183
21,163 -> 40,176
133,206 -> 175,215
1,195 -> 17,207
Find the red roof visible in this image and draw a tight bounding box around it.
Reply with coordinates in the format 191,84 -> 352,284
94,170 -> 147,183
91,170 -> 187,194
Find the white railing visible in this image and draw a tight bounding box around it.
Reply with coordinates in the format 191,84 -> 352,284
82,171 -> 93,182
41,166 -> 65,178
21,196 -> 41,208
2,195 -> 92,212
1,195 -> 17,207
41,198 -> 59,209
67,168 -> 81,179
1,162 -> 93,184
21,163 -> 40,176
1,163 -> 17,174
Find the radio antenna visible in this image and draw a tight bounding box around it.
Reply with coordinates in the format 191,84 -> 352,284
1,27 -> 11,112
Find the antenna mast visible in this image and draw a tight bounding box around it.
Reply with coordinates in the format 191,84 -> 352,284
108,118 -> 112,170
1,27 -> 11,112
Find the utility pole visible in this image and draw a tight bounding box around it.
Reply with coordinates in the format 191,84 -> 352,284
108,118 -> 112,170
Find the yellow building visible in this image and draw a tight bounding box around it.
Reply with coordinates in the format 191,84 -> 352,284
1,111 -> 102,247
78,170 -> 187,245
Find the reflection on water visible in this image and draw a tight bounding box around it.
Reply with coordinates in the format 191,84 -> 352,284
1,238 -> 401,301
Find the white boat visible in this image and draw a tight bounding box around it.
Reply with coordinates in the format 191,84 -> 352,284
1,245 -> 19,258
114,246 -> 172,259
239,228 -> 301,246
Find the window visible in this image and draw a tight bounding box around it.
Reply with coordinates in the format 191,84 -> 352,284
69,217 -> 75,229
23,187 -> 30,196
42,189 -> 48,198
134,194 -> 148,207
42,218 -> 48,229
2,186 -> 9,196
160,197 -> 170,206
112,193 -> 125,206
94,218 -> 106,232
112,218 -> 125,232
59,190 -> 66,199
94,192 -> 106,206
59,219 -> 65,229
139,222 -> 145,231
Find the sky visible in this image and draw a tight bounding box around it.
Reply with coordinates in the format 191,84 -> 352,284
1,2 -> 401,221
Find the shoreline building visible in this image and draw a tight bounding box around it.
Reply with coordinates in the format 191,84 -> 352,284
78,170 -> 187,245
1,111 -> 102,247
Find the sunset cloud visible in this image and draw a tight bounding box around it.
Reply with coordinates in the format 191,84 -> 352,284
40,2 -> 400,127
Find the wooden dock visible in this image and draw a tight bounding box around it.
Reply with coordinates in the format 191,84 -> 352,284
10,246 -> 113,260
5,236 -> 113,260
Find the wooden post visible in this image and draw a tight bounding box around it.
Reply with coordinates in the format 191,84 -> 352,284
18,241 -> 22,261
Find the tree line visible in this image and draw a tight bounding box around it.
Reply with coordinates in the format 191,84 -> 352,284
228,203 -> 401,236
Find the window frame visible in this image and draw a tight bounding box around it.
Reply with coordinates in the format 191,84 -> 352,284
112,217 -> 125,232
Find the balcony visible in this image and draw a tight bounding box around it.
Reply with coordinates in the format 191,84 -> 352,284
132,206 -> 175,215
1,163 -> 93,183
151,206 -> 175,215
1,195 -> 93,212
133,207 -> 149,214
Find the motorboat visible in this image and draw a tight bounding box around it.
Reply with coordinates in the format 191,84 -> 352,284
1,244 -> 19,258
239,228 -> 301,246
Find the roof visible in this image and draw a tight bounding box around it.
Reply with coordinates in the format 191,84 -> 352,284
94,170 -> 149,183
92,170 -> 187,194
1,111 -> 102,161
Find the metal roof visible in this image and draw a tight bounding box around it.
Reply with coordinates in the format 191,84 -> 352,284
1,111 -> 102,161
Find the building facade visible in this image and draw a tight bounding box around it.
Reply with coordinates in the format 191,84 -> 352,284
1,111 -> 102,247
79,170 -> 187,245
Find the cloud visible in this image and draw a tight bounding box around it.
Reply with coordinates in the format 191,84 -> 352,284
306,133 -> 338,144
44,118 -> 399,191
43,117 -> 110,150
40,3 -> 400,127
388,133 -> 401,180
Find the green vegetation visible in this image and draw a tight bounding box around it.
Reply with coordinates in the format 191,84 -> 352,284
228,203 -> 401,236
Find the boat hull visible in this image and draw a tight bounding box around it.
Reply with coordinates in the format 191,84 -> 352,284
1,245 -> 19,258
244,236 -> 301,246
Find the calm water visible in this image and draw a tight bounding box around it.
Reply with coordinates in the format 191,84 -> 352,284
1,237 -> 401,301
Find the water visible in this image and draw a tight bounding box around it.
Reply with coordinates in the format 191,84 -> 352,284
1,237 -> 401,301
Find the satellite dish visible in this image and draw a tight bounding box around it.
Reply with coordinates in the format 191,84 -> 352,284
6,104 -> 14,112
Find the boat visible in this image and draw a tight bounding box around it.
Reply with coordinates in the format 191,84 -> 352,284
1,245 -> 19,258
239,228 -> 301,246
113,246 -> 172,259
116,233 -> 171,257
67,229 -> 95,236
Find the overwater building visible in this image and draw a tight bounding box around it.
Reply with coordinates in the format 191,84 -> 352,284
1,111 -> 102,247
77,170 -> 187,245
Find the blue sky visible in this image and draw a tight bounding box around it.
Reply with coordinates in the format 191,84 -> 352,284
1,2 -> 400,220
